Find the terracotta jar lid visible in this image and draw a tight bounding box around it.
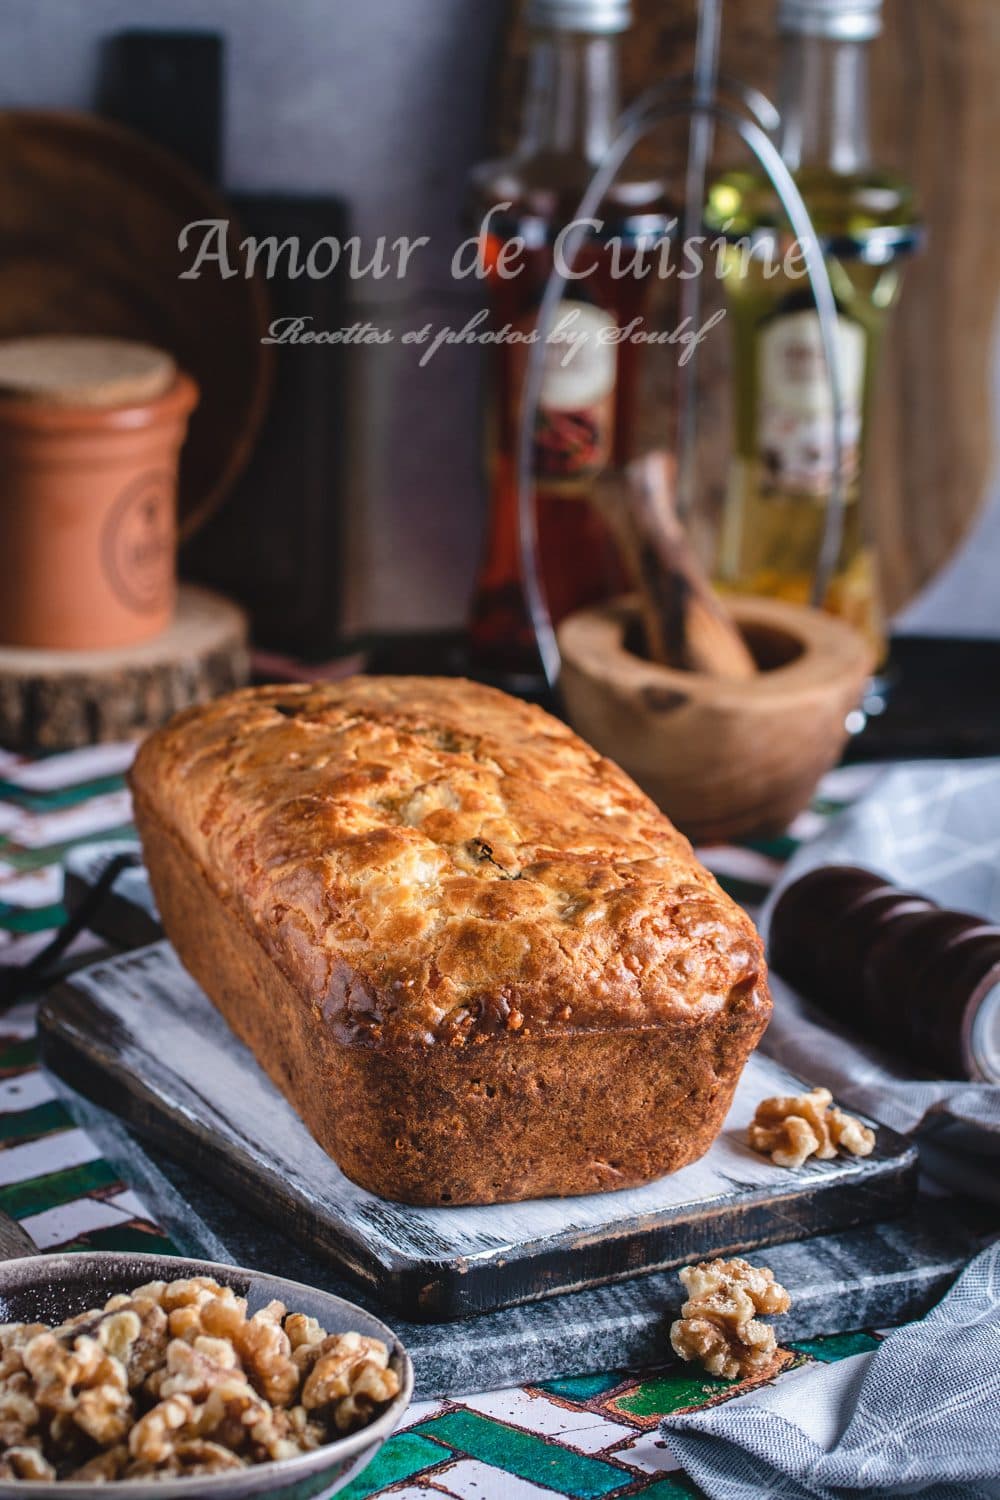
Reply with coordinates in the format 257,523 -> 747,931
0,336 -> 198,653
0,336 -> 176,408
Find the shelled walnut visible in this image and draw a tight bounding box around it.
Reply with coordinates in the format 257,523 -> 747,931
670,1257 -> 792,1380
0,1275 -> 400,1482
748,1087 -> 876,1169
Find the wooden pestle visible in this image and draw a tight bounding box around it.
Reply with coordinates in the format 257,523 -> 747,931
592,451 -> 758,681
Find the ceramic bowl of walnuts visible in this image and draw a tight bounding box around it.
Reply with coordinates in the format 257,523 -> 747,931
0,1250 -> 412,1497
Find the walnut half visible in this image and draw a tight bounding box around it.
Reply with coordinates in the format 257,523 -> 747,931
748,1087 -> 876,1169
670,1257 -> 792,1380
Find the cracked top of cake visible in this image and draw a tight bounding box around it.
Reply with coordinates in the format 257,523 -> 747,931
130,677 -> 769,1050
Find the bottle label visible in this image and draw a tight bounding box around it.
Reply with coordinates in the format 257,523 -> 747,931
517,300 -> 617,490
757,310 -> 865,497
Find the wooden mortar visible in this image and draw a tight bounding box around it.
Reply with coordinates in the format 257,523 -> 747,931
558,593 -> 874,843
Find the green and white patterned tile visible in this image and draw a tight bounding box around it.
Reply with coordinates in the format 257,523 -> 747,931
0,1003 -> 175,1256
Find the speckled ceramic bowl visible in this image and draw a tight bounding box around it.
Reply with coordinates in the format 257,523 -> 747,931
0,1249 -> 412,1499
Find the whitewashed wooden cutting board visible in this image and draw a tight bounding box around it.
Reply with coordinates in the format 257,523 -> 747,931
39,938 -> 916,1320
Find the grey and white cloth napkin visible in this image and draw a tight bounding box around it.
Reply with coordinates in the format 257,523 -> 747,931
758,760 -> 1000,1197
668,761 -> 1000,1499
661,1237 -> 1000,1500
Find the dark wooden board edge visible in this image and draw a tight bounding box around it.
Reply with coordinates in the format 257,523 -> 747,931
39,976 -> 919,1322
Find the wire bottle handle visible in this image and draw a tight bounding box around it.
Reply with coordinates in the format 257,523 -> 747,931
516,80 -> 848,695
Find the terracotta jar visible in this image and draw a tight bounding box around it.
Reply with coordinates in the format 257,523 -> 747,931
0,344 -> 198,651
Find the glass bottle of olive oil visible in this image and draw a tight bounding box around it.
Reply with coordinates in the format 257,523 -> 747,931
705,0 -> 919,658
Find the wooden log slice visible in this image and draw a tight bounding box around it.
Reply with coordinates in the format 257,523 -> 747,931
0,584 -> 249,752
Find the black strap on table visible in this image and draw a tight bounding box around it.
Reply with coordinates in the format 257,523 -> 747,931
0,850 -> 141,1011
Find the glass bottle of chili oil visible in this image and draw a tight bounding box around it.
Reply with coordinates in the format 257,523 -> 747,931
467,0 -> 674,681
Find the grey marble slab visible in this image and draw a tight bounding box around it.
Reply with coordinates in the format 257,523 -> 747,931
378,1209 -> 979,1398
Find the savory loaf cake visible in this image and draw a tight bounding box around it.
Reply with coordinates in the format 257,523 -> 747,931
129,677 -> 771,1206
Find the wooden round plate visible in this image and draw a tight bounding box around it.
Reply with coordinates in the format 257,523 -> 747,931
0,109 -> 271,538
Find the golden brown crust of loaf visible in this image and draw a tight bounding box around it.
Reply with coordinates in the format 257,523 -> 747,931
129,678 -> 770,1057
132,778 -> 770,1206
